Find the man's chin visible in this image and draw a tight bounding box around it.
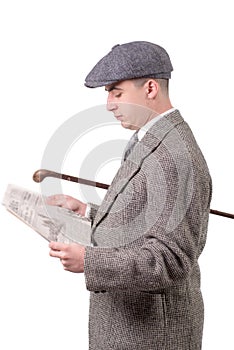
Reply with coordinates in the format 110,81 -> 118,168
121,121 -> 137,130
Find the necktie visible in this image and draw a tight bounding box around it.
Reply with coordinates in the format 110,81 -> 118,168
122,131 -> 139,162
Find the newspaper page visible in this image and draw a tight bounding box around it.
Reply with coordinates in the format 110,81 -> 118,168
2,184 -> 91,245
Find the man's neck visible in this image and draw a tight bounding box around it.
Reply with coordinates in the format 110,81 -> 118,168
137,107 -> 176,141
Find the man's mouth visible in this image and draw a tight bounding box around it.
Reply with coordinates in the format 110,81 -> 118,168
115,115 -> 124,120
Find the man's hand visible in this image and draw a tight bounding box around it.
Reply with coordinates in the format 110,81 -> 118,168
49,241 -> 85,273
46,194 -> 87,216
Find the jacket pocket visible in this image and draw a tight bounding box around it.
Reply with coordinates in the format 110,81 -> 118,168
108,291 -> 167,349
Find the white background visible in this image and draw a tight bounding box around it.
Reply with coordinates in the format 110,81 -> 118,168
0,1 -> 234,349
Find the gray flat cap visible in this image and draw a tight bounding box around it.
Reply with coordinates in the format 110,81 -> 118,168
85,41 -> 173,88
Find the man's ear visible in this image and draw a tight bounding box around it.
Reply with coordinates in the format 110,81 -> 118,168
145,79 -> 159,99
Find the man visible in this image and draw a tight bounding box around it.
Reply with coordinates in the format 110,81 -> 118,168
48,41 -> 212,349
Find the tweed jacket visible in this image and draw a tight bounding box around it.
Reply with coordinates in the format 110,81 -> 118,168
84,110 -> 212,350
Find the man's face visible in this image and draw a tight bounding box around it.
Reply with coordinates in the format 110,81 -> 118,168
105,80 -> 155,130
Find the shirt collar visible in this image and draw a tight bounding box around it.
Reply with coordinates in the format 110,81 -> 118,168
138,107 -> 176,141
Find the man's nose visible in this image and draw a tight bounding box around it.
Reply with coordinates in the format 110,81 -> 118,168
106,96 -> 118,111
106,102 -> 118,111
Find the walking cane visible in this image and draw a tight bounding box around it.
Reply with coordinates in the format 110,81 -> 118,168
33,169 -> 234,220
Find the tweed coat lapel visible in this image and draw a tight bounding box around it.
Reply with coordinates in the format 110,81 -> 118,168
91,109 -> 184,231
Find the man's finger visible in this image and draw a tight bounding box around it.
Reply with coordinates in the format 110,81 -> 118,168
46,194 -> 66,206
49,249 -> 62,258
49,241 -> 67,251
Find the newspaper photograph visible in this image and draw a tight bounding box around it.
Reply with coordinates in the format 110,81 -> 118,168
2,184 -> 91,245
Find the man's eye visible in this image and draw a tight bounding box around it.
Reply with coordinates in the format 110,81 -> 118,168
115,93 -> 122,98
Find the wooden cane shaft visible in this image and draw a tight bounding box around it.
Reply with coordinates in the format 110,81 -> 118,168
33,169 -> 233,219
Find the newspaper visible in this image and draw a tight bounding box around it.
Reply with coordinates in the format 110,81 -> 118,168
2,184 -> 91,245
